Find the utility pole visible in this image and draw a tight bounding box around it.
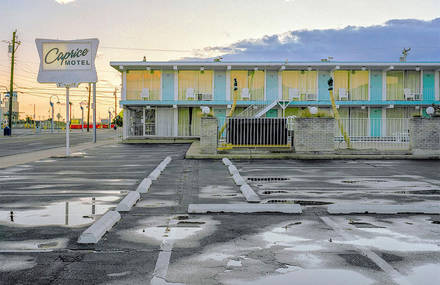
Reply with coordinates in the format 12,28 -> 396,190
87,83 -> 91,132
7,30 -> 20,135
114,88 -> 117,119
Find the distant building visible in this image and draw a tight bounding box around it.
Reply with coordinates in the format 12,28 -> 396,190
1,92 -> 19,125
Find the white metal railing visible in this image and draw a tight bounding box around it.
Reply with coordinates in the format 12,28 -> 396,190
335,118 -> 410,150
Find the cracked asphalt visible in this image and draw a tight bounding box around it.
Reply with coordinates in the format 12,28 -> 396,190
0,137 -> 439,284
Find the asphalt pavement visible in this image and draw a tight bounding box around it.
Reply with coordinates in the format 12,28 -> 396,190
0,143 -> 439,285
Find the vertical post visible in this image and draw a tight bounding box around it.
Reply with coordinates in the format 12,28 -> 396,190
108,111 -> 111,129
87,83 -> 91,132
8,30 -> 17,135
66,87 -> 70,156
81,107 -> 84,132
93,82 -> 97,143
51,104 -> 54,133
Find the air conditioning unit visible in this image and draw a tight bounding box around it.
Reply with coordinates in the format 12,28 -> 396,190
200,93 -> 213,101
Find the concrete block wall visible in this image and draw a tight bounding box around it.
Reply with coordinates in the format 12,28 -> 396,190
200,117 -> 218,154
410,117 -> 440,155
293,118 -> 335,152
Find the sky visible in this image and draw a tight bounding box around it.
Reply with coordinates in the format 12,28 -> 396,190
0,0 -> 439,120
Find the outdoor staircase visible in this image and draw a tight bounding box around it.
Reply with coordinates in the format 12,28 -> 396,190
235,100 -> 278,118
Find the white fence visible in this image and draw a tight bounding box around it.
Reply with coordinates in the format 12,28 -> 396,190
335,118 -> 410,150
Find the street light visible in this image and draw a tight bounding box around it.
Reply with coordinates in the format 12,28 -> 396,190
79,100 -> 87,132
108,107 -> 114,129
49,95 -> 60,133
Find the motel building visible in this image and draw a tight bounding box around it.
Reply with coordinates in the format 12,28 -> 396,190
109,61 -> 440,142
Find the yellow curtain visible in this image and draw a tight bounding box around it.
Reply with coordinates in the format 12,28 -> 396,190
126,70 -> 161,100
230,70 -> 264,100
178,71 -> 213,100
178,108 -> 190,136
282,71 -> 317,100
334,71 -> 349,99
387,71 -> 404,100
349,71 -> 368,100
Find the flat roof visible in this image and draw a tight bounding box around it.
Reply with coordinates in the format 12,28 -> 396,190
110,60 -> 440,72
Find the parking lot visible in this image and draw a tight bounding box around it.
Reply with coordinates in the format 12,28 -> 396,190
0,139 -> 439,284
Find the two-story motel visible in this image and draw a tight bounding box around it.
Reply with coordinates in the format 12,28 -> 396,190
109,61 -> 440,140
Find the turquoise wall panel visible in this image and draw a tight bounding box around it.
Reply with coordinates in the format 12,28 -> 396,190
370,108 -> 382,137
266,109 -> 278,118
318,71 -> 331,101
161,70 -> 174,100
265,71 -> 279,102
214,71 -> 226,101
214,108 -> 226,137
423,71 -> 435,101
370,70 -> 382,101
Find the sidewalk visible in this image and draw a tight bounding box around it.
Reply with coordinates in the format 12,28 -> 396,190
0,139 -> 116,169
186,141 -> 440,160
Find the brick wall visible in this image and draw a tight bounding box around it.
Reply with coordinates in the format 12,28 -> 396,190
293,118 -> 335,152
410,117 -> 440,155
200,117 -> 218,154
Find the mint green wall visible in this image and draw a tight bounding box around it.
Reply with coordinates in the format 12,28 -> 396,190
370,70 -> 382,101
318,71 -> 331,101
370,108 -> 382,136
214,71 -> 226,101
423,71 -> 435,101
266,71 -> 278,102
162,70 -> 174,100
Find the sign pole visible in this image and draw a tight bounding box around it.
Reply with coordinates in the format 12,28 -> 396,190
93,82 -> 97,143
66,86 -> 70,156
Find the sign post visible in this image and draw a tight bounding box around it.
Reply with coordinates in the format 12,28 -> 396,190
36,38 -> 99,155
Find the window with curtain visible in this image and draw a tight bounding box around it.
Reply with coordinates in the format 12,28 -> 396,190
178,71 -> 213,100
178,107 -> 201,136
126,70 -> 161,100
282,71 -> 317,100
385,107 -> 417,136
230,70 -> 265,100
334,70 -> 368,100
386,71 -> 421,100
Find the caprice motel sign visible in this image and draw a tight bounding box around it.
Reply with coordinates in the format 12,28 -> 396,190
36,38 -> 99,85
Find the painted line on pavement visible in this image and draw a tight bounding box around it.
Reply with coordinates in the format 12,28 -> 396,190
319,216 -> 411,285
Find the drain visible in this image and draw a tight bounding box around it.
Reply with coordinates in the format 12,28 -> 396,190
265,199 -> 333,205
395,190 -> 440,195
261,190 -> 289,195
247,177 -> 289,182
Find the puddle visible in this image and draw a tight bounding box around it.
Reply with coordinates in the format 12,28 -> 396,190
264,199 -> 333,206
0,238 -> 67,250
200,185 -> 240,200
0,255 -> 37,272
406,264 -> 440,285
137,199 -> 178,208
228,269 -> 374,285
227,259 -> 242,267
0,196 -> 119,227
120,216 -> 219,248
197,252 -> 233,262
339,227 -> 440,252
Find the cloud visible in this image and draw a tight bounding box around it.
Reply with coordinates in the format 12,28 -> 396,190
190,18 -> 440,61
54,0 -> 76,4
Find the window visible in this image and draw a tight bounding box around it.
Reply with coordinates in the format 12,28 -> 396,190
178,71 -> 213,100
334,70 -> 368,101
282,71 -> 317,101
230,70 -> 265,101
126,70 -> 161,100
386,71 -> 421,100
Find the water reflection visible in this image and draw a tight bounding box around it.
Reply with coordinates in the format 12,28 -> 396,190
0,196 -> 119,227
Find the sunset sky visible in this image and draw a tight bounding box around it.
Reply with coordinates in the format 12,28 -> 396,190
1,0 -> 439,121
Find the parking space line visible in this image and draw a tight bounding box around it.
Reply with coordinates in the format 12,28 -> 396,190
319,216 -> 411,285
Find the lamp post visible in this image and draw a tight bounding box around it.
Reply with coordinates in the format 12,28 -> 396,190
49,95 -> 60,133
79,100 -> 87,132
108,107 -> 114,129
